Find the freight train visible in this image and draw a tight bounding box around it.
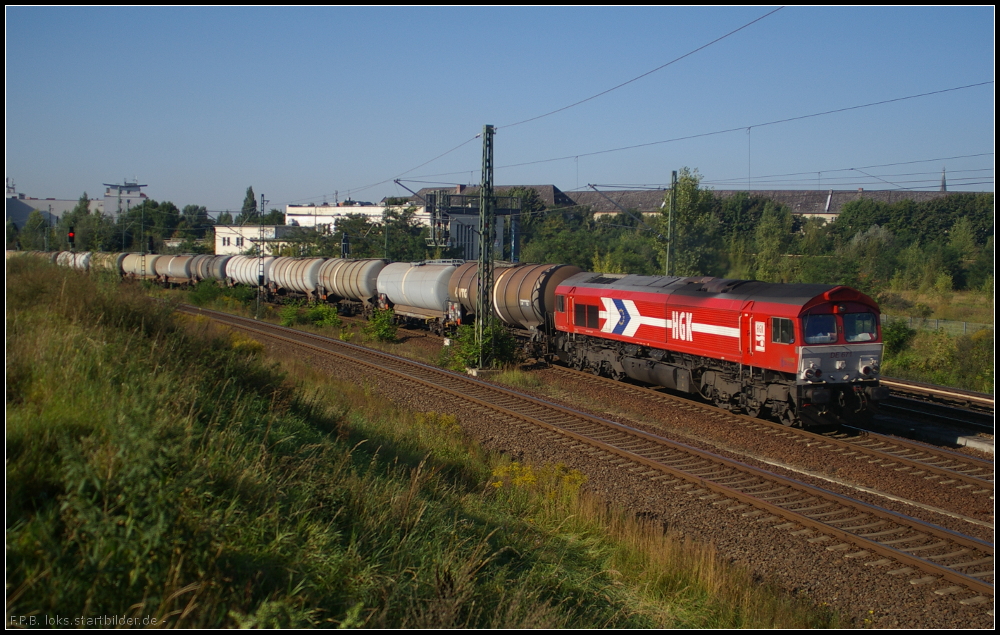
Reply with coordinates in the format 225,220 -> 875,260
11,250 -> 889,426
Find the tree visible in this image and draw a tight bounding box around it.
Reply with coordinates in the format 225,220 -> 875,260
181,205 -> 212,238
6,218 -> 19,250
236,186 -> 258,225
217,211 -> 233,225
57,192 -> 118,251
753,202 -> 793,282
261,208 -> 285,225
838,225 -> 897,292
17,209 -> 53,251
658,168 -> 722,277
505,186 -> 547,258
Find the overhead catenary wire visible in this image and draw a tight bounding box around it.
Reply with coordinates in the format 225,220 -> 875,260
492,82 -> 996,172
265,78 -> 990,208
702,152 -> 995,186
250,10 -> 790,208
499,7 -> 785,130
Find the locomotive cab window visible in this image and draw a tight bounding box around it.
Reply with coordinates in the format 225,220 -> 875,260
803,314 -> 837,344
556,295 -> 565,313
771,317 -> 794,344
844,312 -> 878,342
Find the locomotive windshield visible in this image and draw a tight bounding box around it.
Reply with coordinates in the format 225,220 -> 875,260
844,312 -> 878,342
803,314 -> 837,344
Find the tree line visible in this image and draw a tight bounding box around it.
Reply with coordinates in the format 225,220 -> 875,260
8,178 -> 993,300
6,186 -> 286,255
514,169 -> 994,299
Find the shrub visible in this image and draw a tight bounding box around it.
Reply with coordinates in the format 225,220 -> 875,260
279,301 -> 304,327
364,308 -> 397,342
305,303 -> 342,328
881,319 -> 917,356
188,280 -> 223,306
442,323 -> 520,371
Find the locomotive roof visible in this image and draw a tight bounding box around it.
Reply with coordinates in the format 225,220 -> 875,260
559,272 -> 841,307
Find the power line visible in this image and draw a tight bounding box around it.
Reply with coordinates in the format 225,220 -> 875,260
703,152 -> 995,185
500,7 -> 784,130
273,135 -> 482,209
265,10 -> 788,207
492,82 -> 995,172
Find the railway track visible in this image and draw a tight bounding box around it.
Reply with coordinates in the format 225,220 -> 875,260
547,365 -> 994,497
881,377 -> 995,413
179,304 -> 994,604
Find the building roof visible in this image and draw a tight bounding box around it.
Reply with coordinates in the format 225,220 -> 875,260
387,183 -> 984,217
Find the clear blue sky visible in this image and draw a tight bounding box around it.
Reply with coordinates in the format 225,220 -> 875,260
6,6 -> 994,212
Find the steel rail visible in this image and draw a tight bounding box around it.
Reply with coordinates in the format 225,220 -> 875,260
881,378 -> 995,410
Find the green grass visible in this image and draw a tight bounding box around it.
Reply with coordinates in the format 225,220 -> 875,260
883,327 -> 994,393
879,289 -> 994,325
7,258 -> 839,627
492,367 -> 544,390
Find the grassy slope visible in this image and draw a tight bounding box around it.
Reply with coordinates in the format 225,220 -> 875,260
6,259 -> 835,627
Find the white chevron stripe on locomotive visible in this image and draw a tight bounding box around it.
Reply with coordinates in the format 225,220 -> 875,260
597,297 -> 739,341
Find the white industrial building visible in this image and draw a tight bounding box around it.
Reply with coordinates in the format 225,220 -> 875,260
284,202 -> 431,233
214,225 -> 297,255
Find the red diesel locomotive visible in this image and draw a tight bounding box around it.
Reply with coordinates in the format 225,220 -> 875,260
552,272 -> 889,426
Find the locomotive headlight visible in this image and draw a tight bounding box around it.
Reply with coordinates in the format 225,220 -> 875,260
860,358 -> 880,377
803,366 -> 823,381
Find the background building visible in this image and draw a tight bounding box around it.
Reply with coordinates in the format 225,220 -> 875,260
214,225 -> 296,255
103,180 -> 148,218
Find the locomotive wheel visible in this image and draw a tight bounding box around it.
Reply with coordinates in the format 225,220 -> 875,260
744,401 -> 762,418
779,407 -> 797,427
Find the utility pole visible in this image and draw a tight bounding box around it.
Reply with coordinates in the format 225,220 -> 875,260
140,201 -> 146,280
256,193 -> 266,320
476,124 -> 496,369
383,206 -> 389,260
123,200 -> 130,251
666,170 -> 677,277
